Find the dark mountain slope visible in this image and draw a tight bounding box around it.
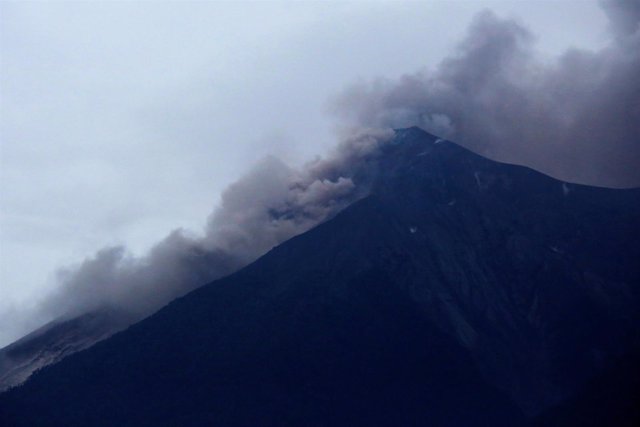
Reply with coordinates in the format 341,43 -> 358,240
1,127 -> 638,426
534,350 -> 640,427
0,195 -> 525,426
364,129 -> 640,413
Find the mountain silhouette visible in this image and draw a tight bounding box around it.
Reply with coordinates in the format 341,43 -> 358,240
1,127 -> 638,426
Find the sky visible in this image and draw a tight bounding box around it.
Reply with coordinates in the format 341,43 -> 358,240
0,0 -> 613,346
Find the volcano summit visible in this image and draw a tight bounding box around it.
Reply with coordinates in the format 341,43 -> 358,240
1,128 -> 639,426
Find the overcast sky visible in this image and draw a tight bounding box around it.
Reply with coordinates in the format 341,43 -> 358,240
0,0 -> 608,346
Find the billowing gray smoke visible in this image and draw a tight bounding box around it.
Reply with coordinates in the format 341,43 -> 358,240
15,0 -> 640,341
332,0 -> 640,188
39,129 -> 393,324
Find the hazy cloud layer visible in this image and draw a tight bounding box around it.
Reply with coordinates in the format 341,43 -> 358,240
1,1 -> 630,346
333,0 -> 640,188
39,129 -> 393,323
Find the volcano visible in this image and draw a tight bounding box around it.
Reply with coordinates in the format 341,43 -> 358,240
1,127 -> 639,426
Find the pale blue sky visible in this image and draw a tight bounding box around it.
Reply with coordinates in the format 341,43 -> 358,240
0,0 -> 607,345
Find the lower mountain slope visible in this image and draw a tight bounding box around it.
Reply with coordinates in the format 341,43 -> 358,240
534,350 -> 640,427
0,308 -> 131,393
1,127 -> 638,426
0,195 -> 525,426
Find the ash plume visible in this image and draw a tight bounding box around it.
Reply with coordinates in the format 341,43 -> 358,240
37,129 -> 393,325
332,0 -> 640,188
10,0 -> 639,344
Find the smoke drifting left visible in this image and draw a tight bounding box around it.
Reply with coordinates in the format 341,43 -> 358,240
6,0 -> 638,346
32,129 -> 393,331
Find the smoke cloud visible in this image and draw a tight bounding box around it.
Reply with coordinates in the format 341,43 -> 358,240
10,1 -> 639,343
332,0 -> 640,188
38,129 -> 393,324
